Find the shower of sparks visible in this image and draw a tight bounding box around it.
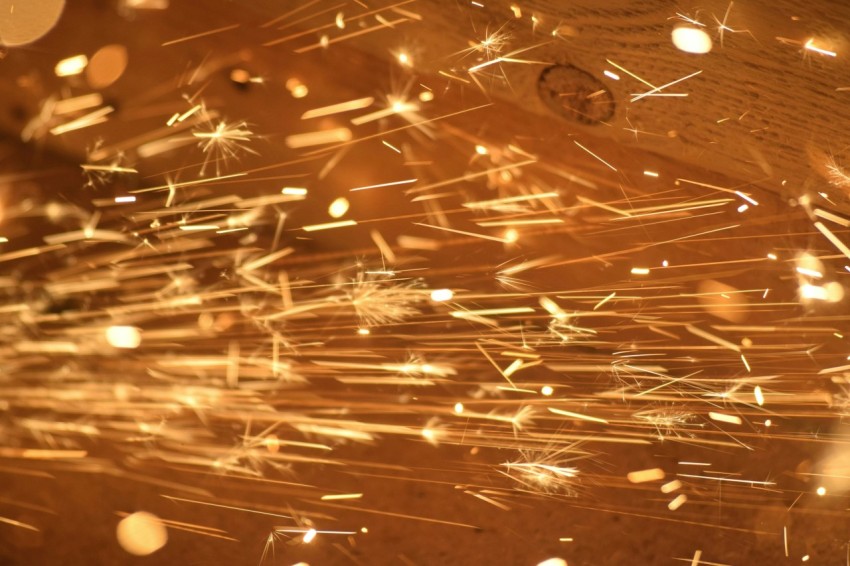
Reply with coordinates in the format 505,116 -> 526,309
4,1 -> 850,565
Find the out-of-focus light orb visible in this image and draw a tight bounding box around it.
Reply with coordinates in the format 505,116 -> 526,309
671,26 -> 713,54
106,325 -> 142,349
537,559 -> 568,566
286,78 -> 308,98
0,0 -> 65,47
430,288 -> 454,302
816,486 -> 827,496
116,512 -> 167,556
541,385 -> 554,396
87,44 -> 129,89
418,91 -> 434,102
357,327 -> 370,335
328,197 -> 349,218
504,228 -> 519,243
454,402 -> 464,414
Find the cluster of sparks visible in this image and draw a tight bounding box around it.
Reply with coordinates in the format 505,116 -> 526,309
2,1 -> 850,565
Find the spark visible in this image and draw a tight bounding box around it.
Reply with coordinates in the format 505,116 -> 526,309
350,178 -> 417,192
301,96 -> 375,119
574,141 -> 618,171
301,220 -> 357,232
161,23 -> 240,46
804,39 -> 837,57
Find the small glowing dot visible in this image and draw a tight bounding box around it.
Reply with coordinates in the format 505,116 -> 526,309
741,337 -> 753,348
765,419 -> 772,427
397,52 -> 411,66
767,253 -> 777,260
541,386 -> 554,396
504,229 -> 519,243
302,528 -> 317,544
738,204 -> 749,213
265,434 -> 280,454
106,326 -> 142,349
816,486 -> 826,496
430,288 -> 454,302
662,260 -> 669,267
671,26 -> 713,54
418,91 -> 434,102
421,428 -> 435,441
360,527 -> 368,533
357,328 -> 370,335
454,402 -> 464,414
286,78 -> 309,98
328,197 -> 349,218
475,144 -> 488,155
802,555 -> 810,562
603,69 -> 620,81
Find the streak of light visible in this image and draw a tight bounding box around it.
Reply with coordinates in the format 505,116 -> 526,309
350,178 -> 417,192
161,23 -> 240,46
301,97 -> 375,119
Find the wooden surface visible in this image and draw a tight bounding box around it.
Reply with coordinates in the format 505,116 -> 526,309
328,0 -> 850,197
1,0 -> 849,199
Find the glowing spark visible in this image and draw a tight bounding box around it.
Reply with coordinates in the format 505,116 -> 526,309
804,39 -> 837,57
548,407 -> 608,424
301,220 -> 357,232
430,289 -> 454,302
161,23 -> 239,46
668,494 -> 688,511
301,97 -> 375,119
709,412 -> 742,425
350,178 -> 417,192
285,128 -> 353,148
753,385 -> 764,407
55,54 -> 88,77
627,469 -> 665,484
574,141 -> 618,171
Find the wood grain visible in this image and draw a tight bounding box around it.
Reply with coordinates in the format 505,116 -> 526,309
293,0 -> 850,201
1,0 -> 849,205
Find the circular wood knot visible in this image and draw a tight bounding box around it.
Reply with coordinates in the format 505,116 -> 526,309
537,64 -> 615,125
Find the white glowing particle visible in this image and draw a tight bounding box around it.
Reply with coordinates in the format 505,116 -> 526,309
672,27 -> 713,54
106,326 -> 142,349
328,197 -> 350,218
430,288 -> 454,302
55,54 -> 88,77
